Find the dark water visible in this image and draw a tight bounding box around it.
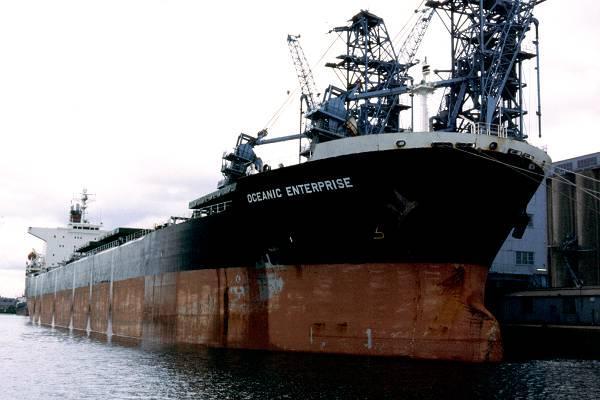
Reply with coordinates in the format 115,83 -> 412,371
1,315 -> 599,400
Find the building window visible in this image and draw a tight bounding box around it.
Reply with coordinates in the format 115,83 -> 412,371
516,251 -> 535,265
555,162 -> 573,174
577,157 -> 597,169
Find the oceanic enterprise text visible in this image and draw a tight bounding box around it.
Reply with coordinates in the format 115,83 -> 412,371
246,177 -> 353,203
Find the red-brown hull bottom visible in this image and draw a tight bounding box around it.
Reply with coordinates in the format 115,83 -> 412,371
27,263 -> 502,362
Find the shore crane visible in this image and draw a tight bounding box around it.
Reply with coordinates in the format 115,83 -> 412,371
397,8 -> 435,76
287,34 -> 319,112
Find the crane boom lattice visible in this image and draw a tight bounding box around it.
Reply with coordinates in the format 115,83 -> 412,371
397,8 -> 435,71
287,35 -> 319,111
427,0 -> 542,139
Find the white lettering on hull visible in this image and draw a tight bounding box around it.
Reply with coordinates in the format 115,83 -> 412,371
246,177 -> 354,203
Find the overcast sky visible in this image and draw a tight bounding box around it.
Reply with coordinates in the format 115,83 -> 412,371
1,1 -> 598,297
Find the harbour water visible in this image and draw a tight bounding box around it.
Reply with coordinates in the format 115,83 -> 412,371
1,314 -> 599,400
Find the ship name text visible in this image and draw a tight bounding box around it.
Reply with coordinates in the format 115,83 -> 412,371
246,177 -> 353,204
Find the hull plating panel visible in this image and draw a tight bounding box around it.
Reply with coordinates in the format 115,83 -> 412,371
27,263 -> 501,362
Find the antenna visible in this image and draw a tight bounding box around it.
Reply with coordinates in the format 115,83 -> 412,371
81,188 -> 89,223
71,188 -> 95,224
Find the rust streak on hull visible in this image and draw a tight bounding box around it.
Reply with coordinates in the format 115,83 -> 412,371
27,262 -> 502,362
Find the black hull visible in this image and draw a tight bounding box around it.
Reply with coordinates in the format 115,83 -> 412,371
185,146 -> 543,268
26,146 -> 544,295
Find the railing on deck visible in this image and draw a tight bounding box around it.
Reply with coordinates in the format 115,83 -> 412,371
469,122 -> 508,138
82,228 -> 154,257
192,200 -> 232,219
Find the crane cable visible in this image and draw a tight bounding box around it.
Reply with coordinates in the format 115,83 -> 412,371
263,34 -> 341,130
451,146 -> 600,216
553,165 -> 600,184
392,0 -> 427,47
265,0 -> 428,130
454,145 -> 600,193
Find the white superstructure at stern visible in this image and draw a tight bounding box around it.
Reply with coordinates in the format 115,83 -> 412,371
26,190 -> 108,274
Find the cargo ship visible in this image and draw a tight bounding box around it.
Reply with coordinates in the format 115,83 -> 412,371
25,1 -> 549,362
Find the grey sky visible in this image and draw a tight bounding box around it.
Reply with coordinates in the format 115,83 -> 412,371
1,0 -> 598,297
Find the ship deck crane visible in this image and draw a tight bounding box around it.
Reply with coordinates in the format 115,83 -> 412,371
219,129 -> 305,188
219,37 -> 318,188
219,34 -> 318,188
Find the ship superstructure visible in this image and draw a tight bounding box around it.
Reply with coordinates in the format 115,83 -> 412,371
27,190 -> 106,274
26,1 -> 550,362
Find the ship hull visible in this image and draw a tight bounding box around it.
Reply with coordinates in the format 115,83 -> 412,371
26,137 -> 546,362
28,261 -> 501,362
